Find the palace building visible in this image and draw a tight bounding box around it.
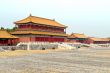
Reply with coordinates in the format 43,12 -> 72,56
0,30 -> 18,46
11,15 -> 68,43
86,37 -> 110,44
67,33 -> 88,43
68,33 -> 110,44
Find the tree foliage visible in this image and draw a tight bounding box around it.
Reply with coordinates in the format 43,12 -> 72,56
6,27 -> 17,32
0,27 -> 5,30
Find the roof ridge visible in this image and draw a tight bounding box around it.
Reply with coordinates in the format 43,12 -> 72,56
15,15 -> 67,28
29,15 -> 32,22
72,33 -> 84,35
30,15 -> 53,21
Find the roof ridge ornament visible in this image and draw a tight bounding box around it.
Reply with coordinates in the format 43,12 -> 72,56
53,18 -> 55,21
29,14 -> 32,22
29,13 -> 32,16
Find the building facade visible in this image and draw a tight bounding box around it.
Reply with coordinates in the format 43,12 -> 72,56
0,30 -> 18,46
67,33 -> 88,43
11,15 -> 68,43
86,37 -> 110,44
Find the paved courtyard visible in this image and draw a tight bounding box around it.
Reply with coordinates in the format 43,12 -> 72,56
0,48 -> 110,73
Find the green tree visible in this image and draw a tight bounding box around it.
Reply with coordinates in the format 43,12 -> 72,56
12,27 -> 17,31
6,27 -> 17,32
0,27 -> 4,30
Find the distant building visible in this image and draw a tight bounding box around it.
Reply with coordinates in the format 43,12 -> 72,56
67,33 -> 88,43
87,37 -> 110,44
0,30 -> 18,46
11,15 -> 68,42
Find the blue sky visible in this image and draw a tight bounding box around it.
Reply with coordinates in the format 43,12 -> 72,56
0,0 -> 110,37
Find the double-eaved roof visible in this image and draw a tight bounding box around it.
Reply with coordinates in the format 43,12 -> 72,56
68,33 -> 88,38
15,15 -> 67,28
0,30 -> 18,39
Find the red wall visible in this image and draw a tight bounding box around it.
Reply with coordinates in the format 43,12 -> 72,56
18,25 -> 65,33
0,39 -> 18,46
35,37 -> 64,42
19,37 -> 31,42
18,36 -> 65,42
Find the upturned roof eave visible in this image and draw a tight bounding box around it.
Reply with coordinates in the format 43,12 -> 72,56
14,15 -> 67,28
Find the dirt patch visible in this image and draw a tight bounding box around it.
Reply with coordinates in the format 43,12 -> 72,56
93,51 -> 110,58
0,50 -> 50,57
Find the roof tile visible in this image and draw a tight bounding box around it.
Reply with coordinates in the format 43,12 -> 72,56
11,30 -> 68,37
15,15 -> 67,28
0,30 -> 18,39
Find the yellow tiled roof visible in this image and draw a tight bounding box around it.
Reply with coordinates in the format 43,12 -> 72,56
0,30 -> 18,39
11,30 -> 68,37
15,15 -> 67,28
90,37 -> 109,41
108,38 -> 110,41
68,33 -> 88,38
